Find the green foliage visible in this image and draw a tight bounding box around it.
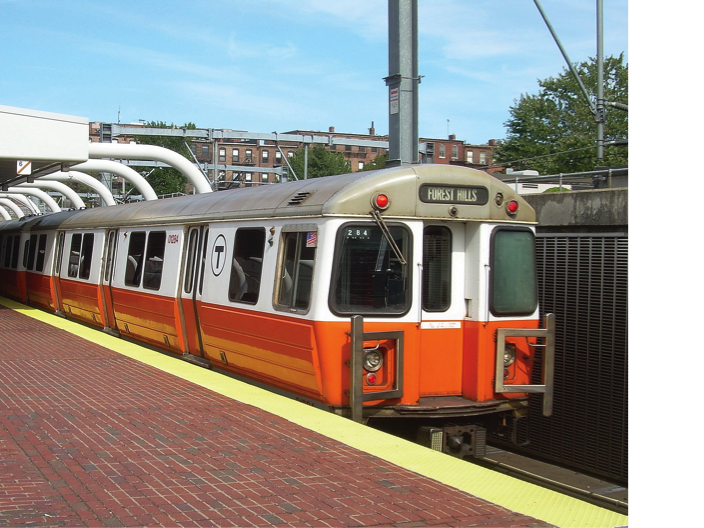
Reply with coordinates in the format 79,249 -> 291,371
360,153 -> 389,172
287,144 -> 351,179
131,121 -> 198,196
494,55 -> 628,175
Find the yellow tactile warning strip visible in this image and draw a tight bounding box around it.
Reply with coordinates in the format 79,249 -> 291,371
1,297 -> 628,528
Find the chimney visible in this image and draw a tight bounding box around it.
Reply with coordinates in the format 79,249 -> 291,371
449,134 -> 456,141
488,139 -> 496,146
369,121 -> 376,136
329,126 -> 335,133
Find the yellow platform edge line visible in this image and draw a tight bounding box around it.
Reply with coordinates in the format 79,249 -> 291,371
0,297 -> 628,528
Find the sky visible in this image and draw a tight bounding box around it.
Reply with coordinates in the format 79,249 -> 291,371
0,0 -> 628,145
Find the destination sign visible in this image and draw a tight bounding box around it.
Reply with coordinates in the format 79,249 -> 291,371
419,184 -> 489,205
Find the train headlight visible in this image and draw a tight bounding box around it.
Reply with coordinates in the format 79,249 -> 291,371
363,349 -> 383,372
503,344 -> 516,367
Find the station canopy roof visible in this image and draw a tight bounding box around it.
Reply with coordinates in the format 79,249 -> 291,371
0,105 -> 89,190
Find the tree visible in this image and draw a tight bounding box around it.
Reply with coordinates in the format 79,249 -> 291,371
287,144 -> 351,179
360,153 -> 389,171
494,54 -> 628,175
132,121 -> 198,196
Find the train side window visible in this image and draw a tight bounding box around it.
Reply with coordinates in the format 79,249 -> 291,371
2,235 -> 12,268
422,226 -> 452,312
330,223 -> 411,316
0,235 -> 4,267
68,234 -> 82,277
78,234 -> 95,280
125,231 -> 146,287
229,228 -> 265,304
275,231 -> 317,313
143,231 -> 166,290
490,227 -> 538,316
35,234 -> 48,272
26,235 -> 38,271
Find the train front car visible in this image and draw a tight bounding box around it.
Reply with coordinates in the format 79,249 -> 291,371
308,165 -> 554,458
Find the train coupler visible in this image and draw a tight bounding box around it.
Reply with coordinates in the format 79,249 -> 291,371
417,425 -> 487,459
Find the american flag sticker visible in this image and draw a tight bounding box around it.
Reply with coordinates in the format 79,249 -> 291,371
306,232 -> 317,247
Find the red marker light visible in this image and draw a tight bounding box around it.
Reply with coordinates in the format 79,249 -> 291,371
366,373 -> 378,385
374,193 -> 389,209
506,200 -> 519,215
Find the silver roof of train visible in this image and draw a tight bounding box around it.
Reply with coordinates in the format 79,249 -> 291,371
2,165 -> 536,231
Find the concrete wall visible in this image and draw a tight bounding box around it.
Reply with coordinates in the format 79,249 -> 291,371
523,188 -> 628,229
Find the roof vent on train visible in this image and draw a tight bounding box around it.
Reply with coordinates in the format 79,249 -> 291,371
287,190 -> 313,206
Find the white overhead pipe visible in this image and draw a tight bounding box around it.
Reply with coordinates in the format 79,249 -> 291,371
69,159 -> 158,201
6,187 -> 62,213
0,198 -> 24,218
43,171 -> 116,206
0,193 -> 41,214
18,181 -> 85,209
88,142 -> 213,194
0,205 -> 10,220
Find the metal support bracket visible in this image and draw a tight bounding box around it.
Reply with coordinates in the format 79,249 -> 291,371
349,315 -> 404,423
495,313 -> 555,416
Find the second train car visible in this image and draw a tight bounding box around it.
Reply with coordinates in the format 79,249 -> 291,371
0,164 -> 554,458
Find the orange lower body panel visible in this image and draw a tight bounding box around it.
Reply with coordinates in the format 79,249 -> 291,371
462,319 -> 539,401
26,272 -> 54,311
111,288 -> 181,352
59,279 -> 103,327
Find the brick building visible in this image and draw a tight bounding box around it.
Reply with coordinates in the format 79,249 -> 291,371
88,122 -> 499,193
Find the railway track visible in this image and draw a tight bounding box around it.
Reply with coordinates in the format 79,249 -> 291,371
475,446 -> 628,515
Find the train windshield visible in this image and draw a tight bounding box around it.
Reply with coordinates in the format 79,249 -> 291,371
490,227 -> 538,316
330,223 -> 411,316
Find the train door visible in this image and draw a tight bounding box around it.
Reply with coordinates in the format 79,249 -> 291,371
52,232 -> 65,313
418,223 -> 465,396
180,225 -> 208,357
100,229 -> 119,334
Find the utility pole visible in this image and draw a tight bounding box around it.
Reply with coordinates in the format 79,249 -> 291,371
596,0 -> 605,160
386,0 -> 419,166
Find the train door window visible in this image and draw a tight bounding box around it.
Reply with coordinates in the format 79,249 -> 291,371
22,239 -> 30,269
422,226 -> 452,312
275,230 -> 317,313
184,229 -> 199,294
67,234 -> 82,277
125,231 -> 146,286
55,233 -> 65,274
104,232 -> 115,282
143,231 -> 166,290
35,235 -> 48,272
0,235 -> 4,267
490,227 -> 538,316
229,228 -> 265,304
330,224 -> 411,316
11,236 -> 20,269
26,235 -> 38,271
78,234 -> 95,280
198,229 -> 209,295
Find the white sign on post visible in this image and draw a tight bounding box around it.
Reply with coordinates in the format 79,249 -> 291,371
389,88 -> 399,115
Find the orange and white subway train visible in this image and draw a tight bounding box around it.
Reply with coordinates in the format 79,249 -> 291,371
0,164 -> 553,458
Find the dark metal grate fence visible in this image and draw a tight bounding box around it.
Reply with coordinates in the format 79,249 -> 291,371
514,233 -> 628,483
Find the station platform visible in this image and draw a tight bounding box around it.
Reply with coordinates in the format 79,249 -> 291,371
0,297 -> 628,528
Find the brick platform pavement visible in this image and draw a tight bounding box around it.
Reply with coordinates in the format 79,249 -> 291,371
0,304 -> 551,527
